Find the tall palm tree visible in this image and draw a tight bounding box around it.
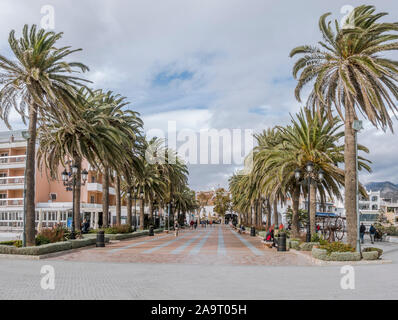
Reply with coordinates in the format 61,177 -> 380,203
0,25 -> 89,245
290,5 -> 398,246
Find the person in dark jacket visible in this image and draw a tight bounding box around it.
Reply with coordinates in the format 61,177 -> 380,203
360,223 -> 366,244
369,224 -> 376,244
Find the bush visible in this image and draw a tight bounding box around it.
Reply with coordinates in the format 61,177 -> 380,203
311,234 -> 328,245
299,242 -> 319,251
36,223 -> 68,245
319,241 -> 355,255
104,224 -> 133,234
0,240 -> 22,247
363,247 -> 383,258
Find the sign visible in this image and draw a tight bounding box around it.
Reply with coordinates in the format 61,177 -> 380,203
67,217 -> 72,229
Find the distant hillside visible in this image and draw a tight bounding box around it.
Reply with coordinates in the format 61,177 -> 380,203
365,181 -> 398,201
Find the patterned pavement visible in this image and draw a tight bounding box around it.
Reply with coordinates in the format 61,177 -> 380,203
49,225 -> 311,266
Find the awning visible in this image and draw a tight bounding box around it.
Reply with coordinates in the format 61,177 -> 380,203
316,212 -> 337,217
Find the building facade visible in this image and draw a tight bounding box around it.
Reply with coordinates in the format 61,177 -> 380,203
0,130 -> 138,232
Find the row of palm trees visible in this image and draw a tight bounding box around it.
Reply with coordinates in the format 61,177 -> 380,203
0,25 -> 197,246
230,5 -> 398,247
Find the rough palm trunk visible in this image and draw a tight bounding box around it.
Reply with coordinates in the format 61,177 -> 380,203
139,199 -> 145,230
126,187 -> 132,227
115,175 -> 121,225
310,183 -> 317,235
273,199 -> 278,227
345,102 -> 357,248
149,201 -> 153,225
73,156 -> 82,231
291,185 -> 300,238
25,103 -> 38,246
102,167 -> 110,228
266,200 -> 272,229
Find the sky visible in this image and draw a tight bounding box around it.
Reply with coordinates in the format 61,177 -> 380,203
0,0 -> 397,191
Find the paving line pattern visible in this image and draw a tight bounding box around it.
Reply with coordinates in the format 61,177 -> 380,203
143,231 -> 194,254
171,230 -> 204,254
189,229 -> 214,255
108,234 -> 171,254
217,225 -> 226,256
229,228 -> 264,256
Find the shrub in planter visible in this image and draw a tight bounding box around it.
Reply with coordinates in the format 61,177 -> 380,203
0,240 -> 22,247
311,248 -> 330,260
319,241 -> 355,255
104,224 -> 133,234
362,247 -> 383,259
362,251 -> 379,260
0,244 -> 19,254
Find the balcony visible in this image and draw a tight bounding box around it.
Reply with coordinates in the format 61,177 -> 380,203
0,155 -> 26,169
0,176 -> 24,190
0,198 -> 24,207
87,183 -> 116,195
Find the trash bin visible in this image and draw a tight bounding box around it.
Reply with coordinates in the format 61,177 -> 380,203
96,230 -> 105,247
250,226 -> 256,237
277,232 -> 286,251
149,225 -> 154,236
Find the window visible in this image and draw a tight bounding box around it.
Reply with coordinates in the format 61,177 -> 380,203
371,196 -> 378,202
0,152 -> 8,163
91,176 -> 96,183
90,195 -> 95,204
50,193 -> 57,201
0,173 -> 6,184
372,204 -> 378,210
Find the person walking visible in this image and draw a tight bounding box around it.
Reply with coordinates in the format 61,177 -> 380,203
360,223 -> 366,244
369,224 -> 376,244
174,221 -> 180,237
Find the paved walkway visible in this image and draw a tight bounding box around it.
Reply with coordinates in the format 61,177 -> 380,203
48,225 -> 311,266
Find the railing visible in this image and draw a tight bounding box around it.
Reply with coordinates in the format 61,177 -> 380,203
0,198 -> 24,206
0,155 -> 26,164
0,176 -> 24,185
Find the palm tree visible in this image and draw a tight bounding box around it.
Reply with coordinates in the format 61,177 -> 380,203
37,88 -> 142,230
0,25 -> 89,245
290,5 -> 398,246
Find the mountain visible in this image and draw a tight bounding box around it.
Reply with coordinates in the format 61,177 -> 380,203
365,181 -> 398,201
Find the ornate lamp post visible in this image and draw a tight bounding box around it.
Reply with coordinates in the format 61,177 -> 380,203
62,164 -> 88,239
295,161 -> 324,242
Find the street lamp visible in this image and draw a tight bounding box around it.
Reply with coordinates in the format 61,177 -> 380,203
353,120 -> 363,253
62,164 -> 88,239
295,161 -> 324,242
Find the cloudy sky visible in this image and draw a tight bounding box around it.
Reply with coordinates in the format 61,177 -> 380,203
0,0 -> 397,190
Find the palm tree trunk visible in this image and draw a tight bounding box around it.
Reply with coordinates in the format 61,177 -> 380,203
126,187 -> 132,227
273,199 -> 279,227
266,199 -> 272,229
115,175 -> 121,225
345,102 -> 357,248
291,185 -> 300,237
149,201 -> 153,225
139,199 -> 145,230
102,167 -> 110,228
25,103 -> 38,246
310,183 -> 317,235
73,155 -> 82,232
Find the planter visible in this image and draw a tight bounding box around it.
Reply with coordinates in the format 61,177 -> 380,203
311,248 -> 361,261
299,242 -> 320,251
362,251 -> 379,260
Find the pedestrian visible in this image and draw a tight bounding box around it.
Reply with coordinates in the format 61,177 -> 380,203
369,224 -> 376,244
360,223 -> 366,244
174,221 -> 180,237
194,221 -> 197,229
190,220 -> 194,229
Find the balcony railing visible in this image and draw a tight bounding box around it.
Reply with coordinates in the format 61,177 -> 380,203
0,198 -> 24,206
0,155 -> 26,165
0,176 -> 24,185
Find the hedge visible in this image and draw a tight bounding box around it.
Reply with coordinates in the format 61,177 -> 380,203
299,242 -> 319,251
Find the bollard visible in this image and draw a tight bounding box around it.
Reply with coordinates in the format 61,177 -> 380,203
250,226 -> 256,237
96,230 -> 105,247
149,225 -> 154,236
277,232 -> 287,251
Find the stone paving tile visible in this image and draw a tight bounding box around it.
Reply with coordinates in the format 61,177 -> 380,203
48,225 -> 311,266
